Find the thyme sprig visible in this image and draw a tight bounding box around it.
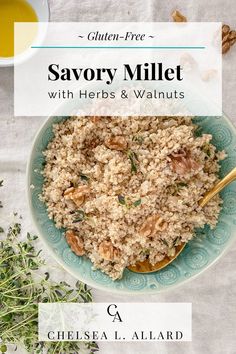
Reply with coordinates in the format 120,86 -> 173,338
0,209 -> 98,353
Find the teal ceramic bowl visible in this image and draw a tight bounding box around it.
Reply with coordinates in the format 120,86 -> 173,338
27,114 -> 236,294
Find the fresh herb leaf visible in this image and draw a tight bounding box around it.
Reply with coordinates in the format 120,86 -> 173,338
27,232 -> 38,241
132,135 -> 144,144
133,198 -> 142,207
86,341 -> 99,352
162,239 -> 169,247
132,151 -> 138,160
130,159 -> 137,173
0,180 -> 3,187
73,218 -> 83,223
73,209 -> 85,223
118,195 -> 126,205
7,222 -> 21,237
80,173 -> 89,181
0,226 -> 4,233
177,182 -> 187,188
0,344 -> 7,353
170,182 -> 187,195
118,195 -> 142,209
127,150 -> 138,173
202,143 -> 211,157
141,248 -> 150,255
173,236 -> 180,247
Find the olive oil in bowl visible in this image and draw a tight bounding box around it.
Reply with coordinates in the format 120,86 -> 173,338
0,0 -> 38,58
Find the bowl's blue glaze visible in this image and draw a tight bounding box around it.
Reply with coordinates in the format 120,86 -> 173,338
27,115 -> 236,294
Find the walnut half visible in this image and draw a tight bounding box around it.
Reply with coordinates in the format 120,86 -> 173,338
98,241 -> 120,261
171,10 -> 187,22
90,116 -> 101,124
65,230 -> 85,256
222,24 -> 236,54
64,185 -> 90,207
170,149 -> 200,175
139,214 -> 167,237
104,136 -> 127,151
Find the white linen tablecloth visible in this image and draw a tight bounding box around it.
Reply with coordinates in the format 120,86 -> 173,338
0,1 -> 236,353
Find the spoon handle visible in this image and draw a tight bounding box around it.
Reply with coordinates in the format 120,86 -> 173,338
199,167 -> 236,207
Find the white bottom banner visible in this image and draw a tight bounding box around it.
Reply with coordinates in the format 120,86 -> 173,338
38,303 -> 192,342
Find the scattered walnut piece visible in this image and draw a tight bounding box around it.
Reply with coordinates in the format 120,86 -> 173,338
222,24 -> 236,54
201,69 -> 218,82
229,30 -> 236,46
222,24 -> 230,38
65,230 -> 85,256
64,187 -> 75,198
180,53 -> 197,72
104,136 -> 128,151
170,149 -> 200,175
222,41 -> 230,54
98,241 -> 120,261
139,214 -> 167,237
64,185 -> 90,207
91,116 -> 101,124
171,10 -> 187,22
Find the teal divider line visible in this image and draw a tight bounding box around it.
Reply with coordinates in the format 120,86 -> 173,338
31,45 -> 206,49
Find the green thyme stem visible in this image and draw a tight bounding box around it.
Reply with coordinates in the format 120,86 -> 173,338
1,313 -> 37,336
0,269 -> 28,287
0,254 -> 18,265
0,308 -> 37,319
52,341 -> 60,354
2,294 -> 33,300
2,282 -> 35,294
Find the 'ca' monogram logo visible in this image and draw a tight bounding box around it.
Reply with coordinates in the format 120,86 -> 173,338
107,304 -> 123,322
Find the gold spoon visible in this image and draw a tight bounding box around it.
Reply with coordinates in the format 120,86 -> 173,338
128,167 -> 236,274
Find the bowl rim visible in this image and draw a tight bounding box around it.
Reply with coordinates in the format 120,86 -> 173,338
26,113 -> 236,295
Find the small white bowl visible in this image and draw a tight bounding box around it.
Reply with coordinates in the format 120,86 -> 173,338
0,0 -> 50,67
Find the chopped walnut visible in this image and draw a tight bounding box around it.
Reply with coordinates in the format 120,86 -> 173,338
222,24 -> 236,54
229,30 -> 236,46
201,69 -> 217,82
90,116 -> 101,124
98,241 -> 120,261
170,149 -> 200,175
64,187 -> 75,197
222,24 -> 230,38
65,230 -> 85,256
104,136 -> 128,151
171,10 -> 187,22
139,214 -> 167,237
64,185 -> 90,207
180,53 -> 197,72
